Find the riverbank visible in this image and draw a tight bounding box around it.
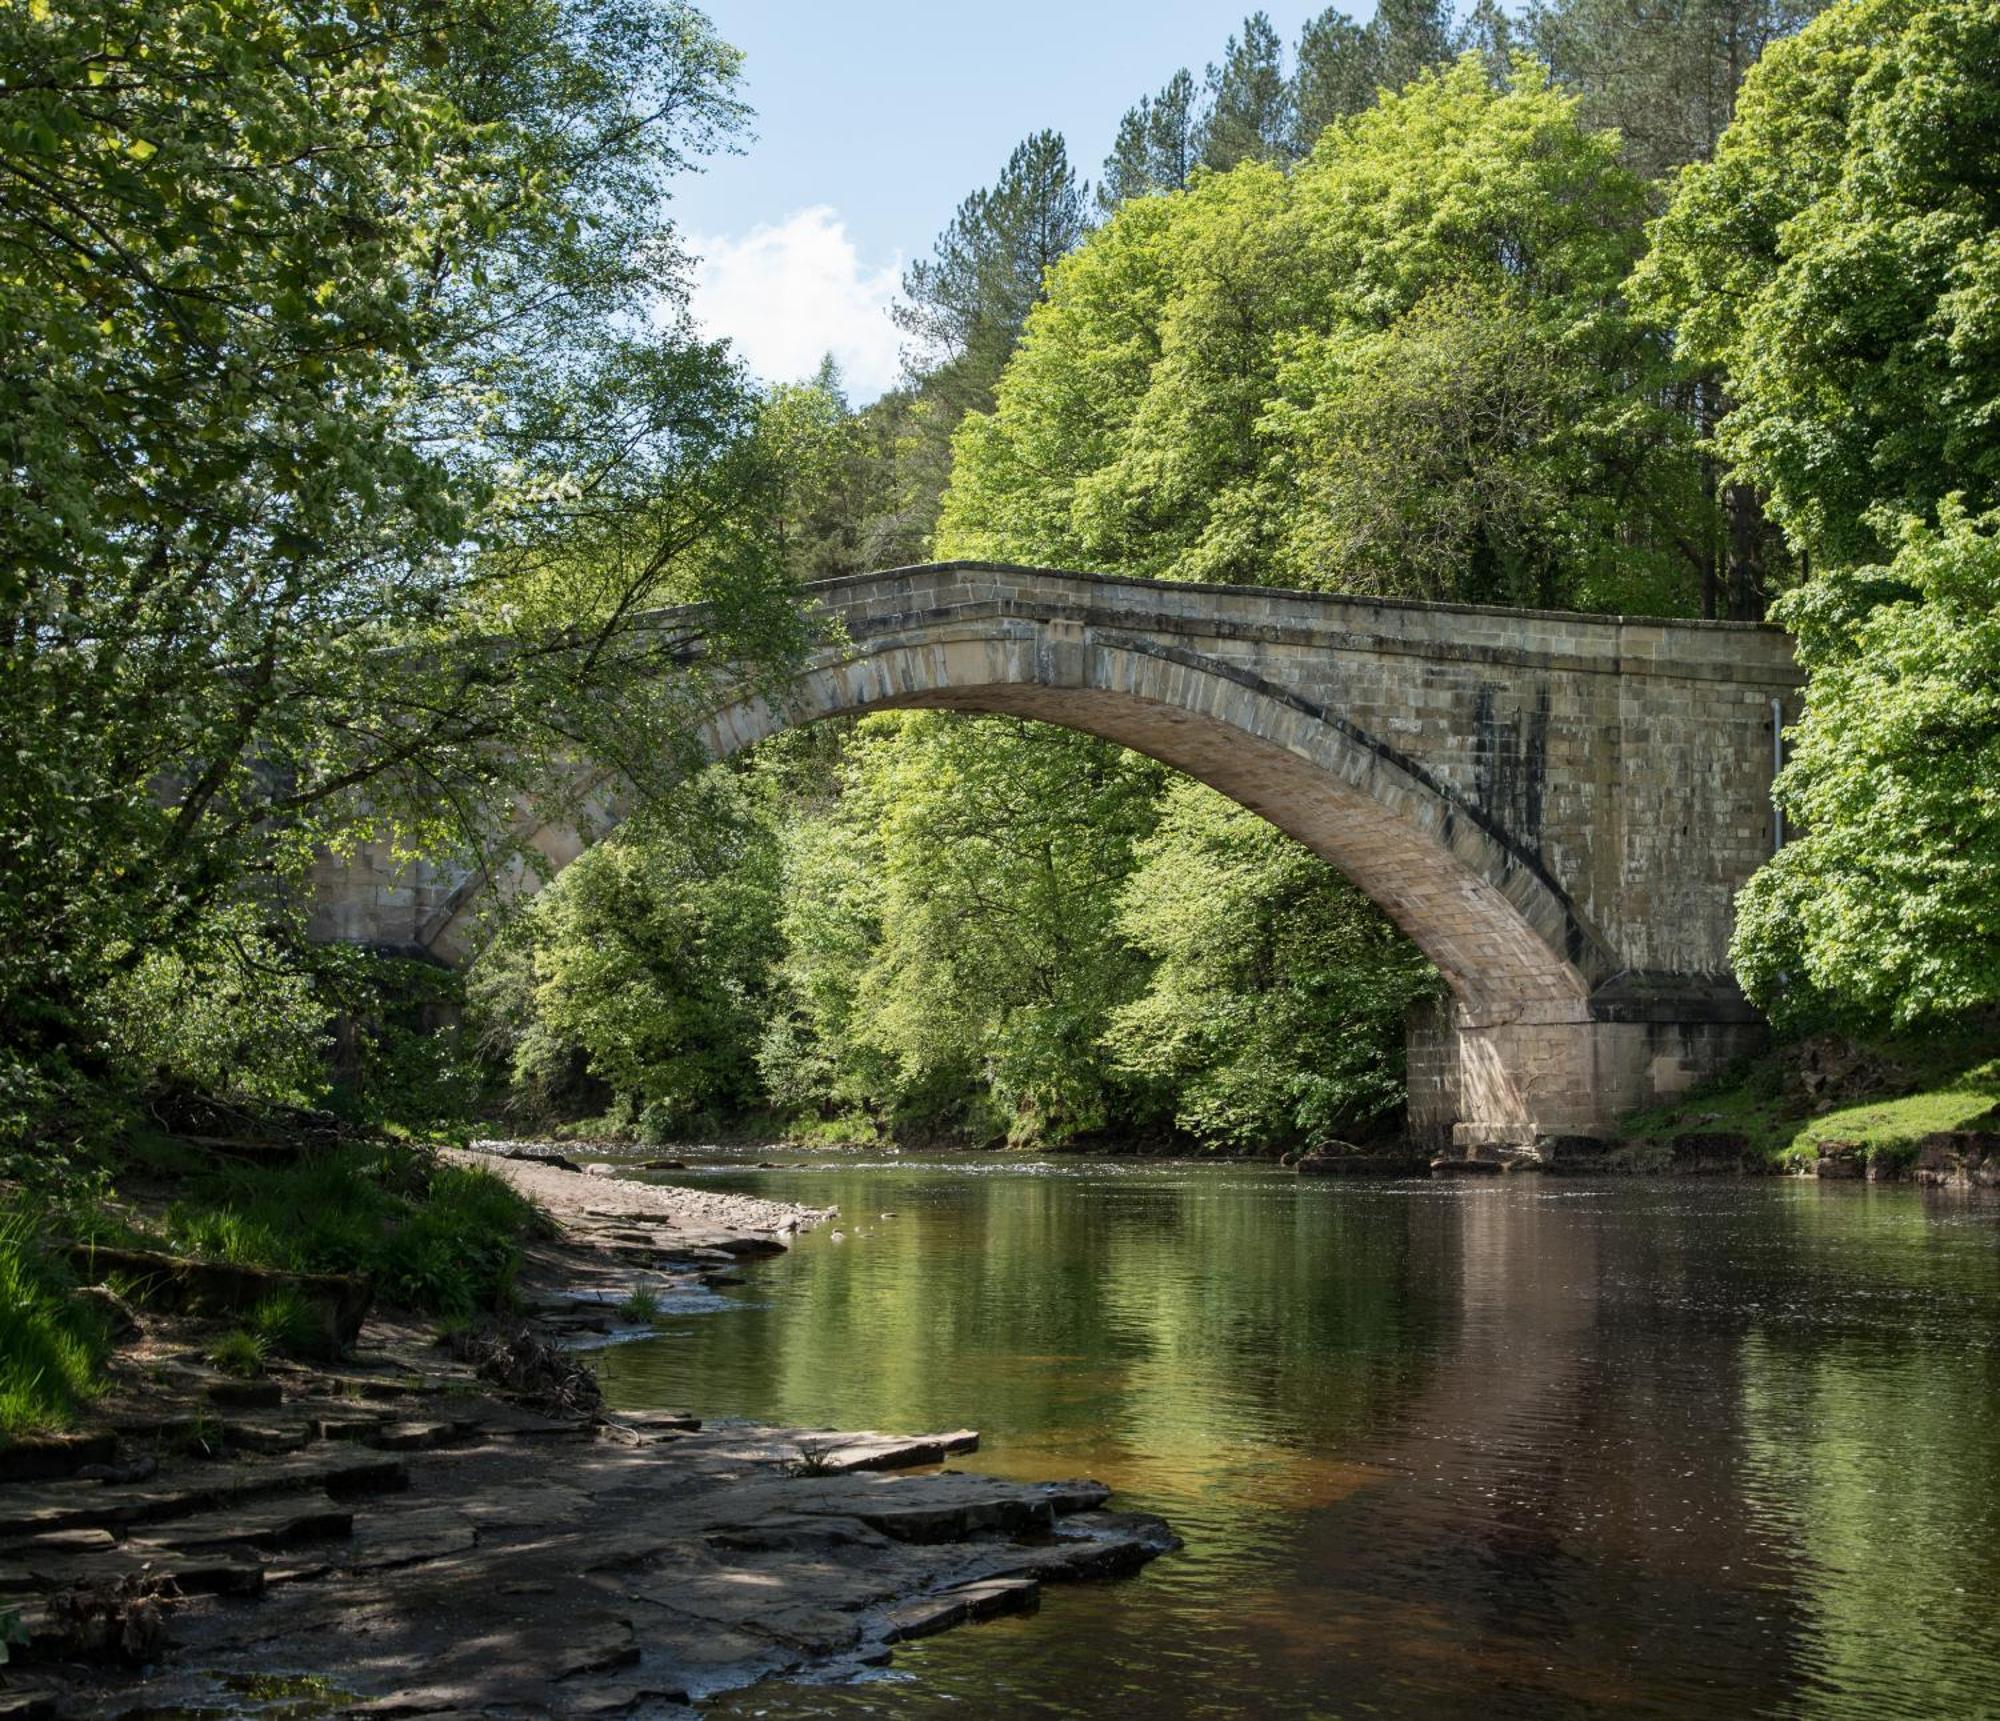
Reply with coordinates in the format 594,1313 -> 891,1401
1601,1026 -> 2000,1184
0,1148 -> 1176,1717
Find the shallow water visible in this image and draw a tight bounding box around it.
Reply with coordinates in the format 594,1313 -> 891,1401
593,1158 -> 2000,1719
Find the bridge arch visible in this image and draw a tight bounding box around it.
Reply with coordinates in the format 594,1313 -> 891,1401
689,628 -> 1607,1016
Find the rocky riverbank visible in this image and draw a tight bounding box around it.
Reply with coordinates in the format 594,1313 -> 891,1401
0,1151 -> 1176,1717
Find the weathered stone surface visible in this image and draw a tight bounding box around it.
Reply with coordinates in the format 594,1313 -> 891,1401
5,1152 -> 1171,1717
317,564 -> 1798,1145
1913,1130 -> 2000,1188
206,1378 -> 283,1411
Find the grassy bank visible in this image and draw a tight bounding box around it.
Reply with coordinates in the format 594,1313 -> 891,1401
0,1207 -> 109,1435
1619,1025 -> 2000,1173
1,1135 -> 546,1439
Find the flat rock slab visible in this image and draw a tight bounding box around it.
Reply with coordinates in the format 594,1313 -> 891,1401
21,1421 -> 1172,1717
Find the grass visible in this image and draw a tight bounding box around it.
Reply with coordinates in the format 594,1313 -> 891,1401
208,1329 -> 268,1378
249,1287 -> 325,1359
1619,1024 -> 2000,1171
617,1286 -> 663,1325
0,1202 -> 108,1438
158,1141 -> 545,1321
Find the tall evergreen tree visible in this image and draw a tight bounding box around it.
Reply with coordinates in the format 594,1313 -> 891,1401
1198,13 -> 1293,170
1292,8 -> 1379,151
1292,3 -> 1461,158
1455,0 -> 1518,82
894,130 -> 1091,420
886,131 -> 1090,552
1373,0 -> 1456,90
1527,0 -> 1827,178
1101,68 -> 1202,210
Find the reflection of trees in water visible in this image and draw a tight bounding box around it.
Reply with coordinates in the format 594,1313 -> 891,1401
603,1171 -> 2000,1720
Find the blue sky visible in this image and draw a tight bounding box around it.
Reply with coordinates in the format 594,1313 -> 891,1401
675,2 -> 1376,400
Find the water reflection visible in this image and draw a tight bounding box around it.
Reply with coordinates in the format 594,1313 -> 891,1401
593,1163 -> 2000,1719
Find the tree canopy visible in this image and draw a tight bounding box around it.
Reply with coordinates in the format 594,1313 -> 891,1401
943,59 -> 1705,613
0,0 -> 806,1131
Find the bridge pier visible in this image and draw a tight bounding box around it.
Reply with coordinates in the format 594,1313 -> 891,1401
1407,996 -> 1766,1158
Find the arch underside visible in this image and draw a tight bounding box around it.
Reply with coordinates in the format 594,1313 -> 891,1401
676,624 -> 1610,1018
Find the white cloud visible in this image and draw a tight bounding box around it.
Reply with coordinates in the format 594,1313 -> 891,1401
688,206 -> 904,402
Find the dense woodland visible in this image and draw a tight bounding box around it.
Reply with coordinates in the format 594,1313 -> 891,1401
5,0 -> 1999,1161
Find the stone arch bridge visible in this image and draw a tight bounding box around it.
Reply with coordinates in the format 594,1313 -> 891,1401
310,563 -> 1800,1155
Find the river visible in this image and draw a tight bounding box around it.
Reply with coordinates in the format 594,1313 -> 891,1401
592,1157 -> 2000,1719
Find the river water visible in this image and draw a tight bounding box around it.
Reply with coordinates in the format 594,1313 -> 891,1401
593,1158 -> 2000,1720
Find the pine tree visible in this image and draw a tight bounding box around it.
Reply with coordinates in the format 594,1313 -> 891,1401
895,131 -> 1091,418
1526,0 -> 1827,178
1455,0 -> 1518,84
1100,68 -> 1202,210
1198,13 -> 1292,170
888,131 -> 1091,549
1292,8 -> 1378,153
1373,0 -> 1456,91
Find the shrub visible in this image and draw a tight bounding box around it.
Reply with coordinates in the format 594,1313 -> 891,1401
248,1289 -> 324,1360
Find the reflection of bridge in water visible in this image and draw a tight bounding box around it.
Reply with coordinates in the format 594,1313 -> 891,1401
310,564 -> 1799,1152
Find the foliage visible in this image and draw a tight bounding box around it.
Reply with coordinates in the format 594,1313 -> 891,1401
0,1200 -> 107,1435
0,0 -> 807,1137
160,1143 -> 540,1320
472,764 -> 784,1137
1100,69 -> 1202,209
1733,506 -> 2000,1030
1105,783 -> 1440,1148
895,130 -> 1091,421
1199,11 -> 1293,171
248,1287 -> 325,1359
943,58 -> 1706,612
1618,1020 -> 2000,1168
207,1329 -> 268,1380
1102,4 -> 1464,204
1636,0 -> 2000,565
619,1286 -> 663,1325
100,903 -> 333,1109
767,716 -> 1166,1146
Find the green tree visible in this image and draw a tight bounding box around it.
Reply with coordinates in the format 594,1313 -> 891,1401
770,716 -> 1165,1146
895,130 -> 1092,421
942,59 -> 1703,612
1294,2 -> 1461,155
886,130 -> 1091,554
1634,0 -> 2000,566
1106,781 -> 1439,1148
1373,0 -> 1458,90
489,768 -> 784,1136
1292,8 -> 1383,151
1732,505 -> 2000,1030
0,0 -> 801,1132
